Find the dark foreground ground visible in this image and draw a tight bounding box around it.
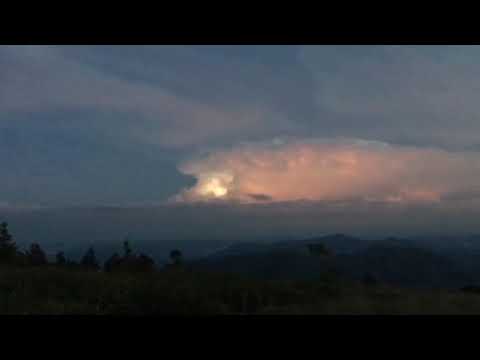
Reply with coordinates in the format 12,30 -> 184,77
2,266 -> 480,314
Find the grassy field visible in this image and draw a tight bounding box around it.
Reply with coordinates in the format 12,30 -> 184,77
1,265 -> 480,314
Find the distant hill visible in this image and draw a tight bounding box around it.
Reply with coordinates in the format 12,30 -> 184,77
193,234 -> 472,288
338,241 -> 470,288
206,233 -> 369,259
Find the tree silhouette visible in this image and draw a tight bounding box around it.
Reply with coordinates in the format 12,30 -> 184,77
0,222 -> 16,263
81,246 -> 99,271
104,252 -> 121,272
27,243 -> 47,266
170,249 -> 183,266
123,240 -> 132,258
136,254 -> 155,272
56,251 -> 66,266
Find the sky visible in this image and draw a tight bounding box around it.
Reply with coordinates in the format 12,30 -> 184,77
3,45 -> 480,238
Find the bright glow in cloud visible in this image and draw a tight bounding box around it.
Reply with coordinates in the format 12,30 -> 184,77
195,172 -> 233,198
173,138 -> 480,204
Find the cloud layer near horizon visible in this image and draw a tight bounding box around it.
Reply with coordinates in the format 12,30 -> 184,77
174,138 -> 480,205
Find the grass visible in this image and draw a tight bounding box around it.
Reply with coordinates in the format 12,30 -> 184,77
1,265 -> 480,314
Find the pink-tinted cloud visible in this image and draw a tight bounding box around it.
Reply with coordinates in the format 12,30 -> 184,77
173,138 -> 480,204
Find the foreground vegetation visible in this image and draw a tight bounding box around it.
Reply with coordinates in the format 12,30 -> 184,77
2,264 -> 480,314
3,221 -> 480,314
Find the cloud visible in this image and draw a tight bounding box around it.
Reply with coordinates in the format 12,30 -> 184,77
0,45 -> 287,148
299,45 -> 480,149
5,45 -> 480,208
173,138 -> 480,205
248,193 -> 273,201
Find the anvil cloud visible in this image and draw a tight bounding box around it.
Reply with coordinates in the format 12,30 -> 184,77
174,138 -> 480,205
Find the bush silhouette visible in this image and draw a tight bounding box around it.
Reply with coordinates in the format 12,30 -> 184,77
170,249 -> 183,266
103,241 -> 156,273
104,252 -> 121,272
80,247 -> 100,271
56,251 -> 66,266
27,243 -> 47,266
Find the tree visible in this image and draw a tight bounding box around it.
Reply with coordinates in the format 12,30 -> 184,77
123,240 -> 132,258
0,222 -> 16,263
56,251 -> 66,266
104,252 -> 121,272
27,243 -> 47,266
170,249 -> 183,266
136,254 -> 155,272
80,246 -> 99,271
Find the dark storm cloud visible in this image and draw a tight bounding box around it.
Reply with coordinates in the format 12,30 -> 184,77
248,194 -> 273,202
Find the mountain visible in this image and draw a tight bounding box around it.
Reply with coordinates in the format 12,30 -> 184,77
338,241 -> 471,288
193,234 -> 472,288
206,233 -> 370,259
2,204 -> 479,288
